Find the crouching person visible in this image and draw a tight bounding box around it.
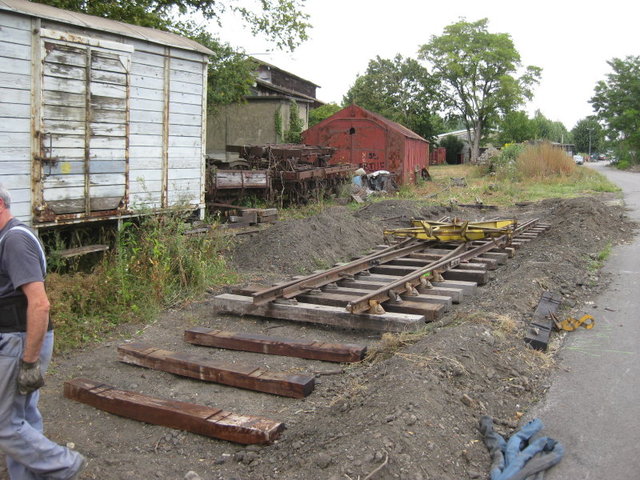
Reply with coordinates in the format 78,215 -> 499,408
0,184 -> 86,479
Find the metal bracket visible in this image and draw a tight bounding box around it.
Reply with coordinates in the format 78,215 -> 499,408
404,282 -> 419,296
368,300 -> 385,315
432,270 -> 444,282
389,291 -> 403,304
273,298 -> 298,305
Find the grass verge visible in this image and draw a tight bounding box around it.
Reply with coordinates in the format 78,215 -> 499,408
416,143 -> 619,206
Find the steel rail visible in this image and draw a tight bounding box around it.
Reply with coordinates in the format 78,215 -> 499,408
250,238 -> 436,305
346,219 -> 539,314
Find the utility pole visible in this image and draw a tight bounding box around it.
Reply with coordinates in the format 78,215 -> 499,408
588,128 -> 593,159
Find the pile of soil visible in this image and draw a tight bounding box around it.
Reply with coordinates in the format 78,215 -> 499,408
231,206 -> 384,276
18,195 -> 636,480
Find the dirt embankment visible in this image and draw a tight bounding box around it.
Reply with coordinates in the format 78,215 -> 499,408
24,194 -> 635,480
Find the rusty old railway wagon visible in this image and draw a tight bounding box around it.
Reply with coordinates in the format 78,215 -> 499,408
0,0 -> 212,231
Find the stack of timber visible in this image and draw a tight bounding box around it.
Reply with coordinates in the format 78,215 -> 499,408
212,219 -> 550,333
228,208 -> 278,227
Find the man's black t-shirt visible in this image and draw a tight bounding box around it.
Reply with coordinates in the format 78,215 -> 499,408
0,218 -> 47,299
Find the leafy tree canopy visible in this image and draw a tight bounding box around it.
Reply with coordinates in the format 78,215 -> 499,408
33,0 -> 310,110
418,18 -> 541,162
34,0 -> 310,51
591,56 -> 640,159
496,111 -> 535,145
342,54 -> 443,142
309,103 -> 341,127
572,117 -> 603,155
530,111 -> 569,144
439,135 -> 465,164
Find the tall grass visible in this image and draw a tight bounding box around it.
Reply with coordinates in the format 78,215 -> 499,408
422,143 -> 619,205
47,212 -> 238,352
514,142 -> 576,179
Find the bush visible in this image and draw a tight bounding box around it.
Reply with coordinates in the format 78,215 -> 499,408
515,142 -> 576,179
47,212 -> 238,352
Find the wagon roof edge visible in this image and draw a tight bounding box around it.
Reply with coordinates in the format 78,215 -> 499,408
0,0 -> 214,56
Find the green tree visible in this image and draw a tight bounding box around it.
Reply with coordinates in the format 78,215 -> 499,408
308,103 -> 341,127
591,56 -> 640,162
284,100 -> 304,143
572,117 -> 603,156
497,111 -> 535,145
439,135 -> 465,164
33,0 -> 310,51
33,0 -> 310,109
419,18 -> 541,162
342,54 -> 442,141
530,111 -> 570,143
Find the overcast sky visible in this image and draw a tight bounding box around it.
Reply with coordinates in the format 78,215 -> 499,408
214,0 -> 637,130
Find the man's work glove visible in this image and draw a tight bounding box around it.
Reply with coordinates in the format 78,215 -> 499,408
17,359 -> 44,395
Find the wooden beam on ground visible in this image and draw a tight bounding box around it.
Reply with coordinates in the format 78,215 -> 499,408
184,327 -> 366,363
117,343 -> 314,398
431,280 -> 477,296
408,252 -> 498,270
295,291 -> 445,321
478,252 -> 508,264
337,279 -> 463,304
57,244 -> 109,259
329,286 -> 452,310
442,268 -> 488,285
212,294 -> 425,332
64,378 -> 285,445
387,258 -> 489,271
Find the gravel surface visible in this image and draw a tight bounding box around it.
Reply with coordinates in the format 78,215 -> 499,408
8,194 -> 635,480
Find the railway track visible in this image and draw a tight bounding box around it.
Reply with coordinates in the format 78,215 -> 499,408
213,217 -> 550,332
65,216 -> 550,445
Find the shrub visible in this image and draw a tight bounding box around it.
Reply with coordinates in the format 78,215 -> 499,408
47,212 -> 238,352
515,142 -> 576,179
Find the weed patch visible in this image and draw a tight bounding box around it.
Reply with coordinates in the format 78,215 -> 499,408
48,213 -> 238,352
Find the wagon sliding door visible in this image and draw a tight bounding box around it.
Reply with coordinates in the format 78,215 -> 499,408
36,30 -> 132,219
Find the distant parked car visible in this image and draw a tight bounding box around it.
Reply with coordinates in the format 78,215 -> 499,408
573,154 -> 584,165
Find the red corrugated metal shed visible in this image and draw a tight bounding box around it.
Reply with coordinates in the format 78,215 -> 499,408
302,104 -> 429,185
430,147 -> 446,165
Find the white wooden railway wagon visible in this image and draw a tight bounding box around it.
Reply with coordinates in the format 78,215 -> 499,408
0,0 -> 212,230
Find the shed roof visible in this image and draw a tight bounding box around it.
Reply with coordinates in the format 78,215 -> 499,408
253,58 -> 321,88
252,78 -> 321,104
319,104 -> 427,143
0,0 -> 213,55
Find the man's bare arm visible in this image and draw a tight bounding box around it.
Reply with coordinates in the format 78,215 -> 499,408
21,281 -> 50,363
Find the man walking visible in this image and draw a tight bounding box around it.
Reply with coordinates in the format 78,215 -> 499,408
0,184 -> 86,479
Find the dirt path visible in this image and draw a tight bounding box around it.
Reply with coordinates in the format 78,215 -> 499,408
17,195 -> 636,480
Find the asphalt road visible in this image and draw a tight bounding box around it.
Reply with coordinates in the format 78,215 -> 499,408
529,162 -> 640,478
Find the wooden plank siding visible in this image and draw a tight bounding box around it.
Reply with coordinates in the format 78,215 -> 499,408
0,11 -> 32,221
0,7 -> 208,226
